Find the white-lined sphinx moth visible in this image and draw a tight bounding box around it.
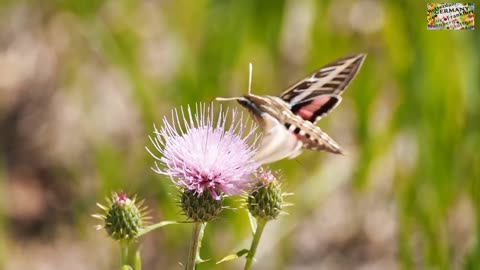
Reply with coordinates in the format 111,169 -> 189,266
217,54 -> 366,165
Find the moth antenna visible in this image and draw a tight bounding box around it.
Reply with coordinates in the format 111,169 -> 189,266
248,62 -> 253,94
216,97 -> 241,101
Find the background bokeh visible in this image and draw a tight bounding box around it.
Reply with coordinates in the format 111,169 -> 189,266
0,0 -> 479,269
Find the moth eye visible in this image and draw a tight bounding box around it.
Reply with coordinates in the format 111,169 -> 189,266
237,99 -> 248,106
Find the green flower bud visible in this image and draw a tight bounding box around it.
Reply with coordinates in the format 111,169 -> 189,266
94,192 -> 147,241
181,189 -> 223,222
247,169 -> 283,221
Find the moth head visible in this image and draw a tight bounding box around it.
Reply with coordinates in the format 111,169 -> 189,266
216,95 -> 262,116
237,95 -> 265,117
236,96 -> 251,108
216,95 -> 265,127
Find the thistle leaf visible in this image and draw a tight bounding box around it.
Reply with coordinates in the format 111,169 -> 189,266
216,249 -> 249,264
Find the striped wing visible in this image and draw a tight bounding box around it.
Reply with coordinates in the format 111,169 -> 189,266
280,54 -> 366,123
251,96 -> 343,164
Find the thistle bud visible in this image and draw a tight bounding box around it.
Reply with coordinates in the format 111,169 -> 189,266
94,192 -> 147,241
247,169 -> 284,221
181,189 -> 223,222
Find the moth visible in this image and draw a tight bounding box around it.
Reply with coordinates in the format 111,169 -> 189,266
217,54 -> 366,165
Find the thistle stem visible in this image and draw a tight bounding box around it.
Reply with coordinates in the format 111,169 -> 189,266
186,222 -> 205,270
138,220 -> 193,237
244,218 -> 267,270
120,241 -> 141,270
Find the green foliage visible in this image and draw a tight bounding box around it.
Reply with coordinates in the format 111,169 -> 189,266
217,249 -> 249,264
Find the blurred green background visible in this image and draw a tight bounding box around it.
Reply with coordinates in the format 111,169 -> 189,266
0,0 -> 478,269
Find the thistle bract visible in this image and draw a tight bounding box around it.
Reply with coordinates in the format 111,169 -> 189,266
247,169 -> 283,221
181,189 -> 223,222
94,192 -> 146,241
147,103 -> 259,200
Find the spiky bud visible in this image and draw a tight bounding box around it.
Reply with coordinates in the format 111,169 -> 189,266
181,189 -> 223,222
93,192 -> 147,241
247,169 -> 283,221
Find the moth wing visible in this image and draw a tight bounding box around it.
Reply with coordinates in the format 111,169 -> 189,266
280,54 -> 366,123
292,94 -> 342,124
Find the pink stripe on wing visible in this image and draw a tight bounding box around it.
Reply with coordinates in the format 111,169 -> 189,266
297,96 -> 332,120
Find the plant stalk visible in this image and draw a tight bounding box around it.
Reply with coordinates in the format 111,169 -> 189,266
186,222 -> 205,270
120,240 -> 141,270
138,220 -> 193,237
244,218 -> 267,270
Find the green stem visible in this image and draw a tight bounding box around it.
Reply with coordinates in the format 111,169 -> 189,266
185,222 -> 205,270
134,249 -> 142,270
120,240 -> 141,270
244,218 -> 267,270
137,220 -> 193,237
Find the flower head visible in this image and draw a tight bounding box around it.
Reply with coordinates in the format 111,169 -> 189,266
147,103 -> 259,200
93,192 -> 148,241
247,168 -> 284,221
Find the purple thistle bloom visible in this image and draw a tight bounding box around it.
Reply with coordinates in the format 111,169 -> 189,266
253,167 -> 277,185
147,103 -> 259,199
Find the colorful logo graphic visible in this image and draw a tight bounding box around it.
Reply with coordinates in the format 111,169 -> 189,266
427,3 -> 475,30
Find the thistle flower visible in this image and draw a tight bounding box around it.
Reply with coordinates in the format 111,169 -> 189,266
93,192 -> 148,241
147,103 -> 259,200
247,168 -> 284,221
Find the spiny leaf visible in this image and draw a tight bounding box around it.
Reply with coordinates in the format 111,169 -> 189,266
195,222 -> 210,264
216,249 -> 249,264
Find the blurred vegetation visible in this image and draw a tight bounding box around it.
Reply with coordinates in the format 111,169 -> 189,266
0,0 -> 478,269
